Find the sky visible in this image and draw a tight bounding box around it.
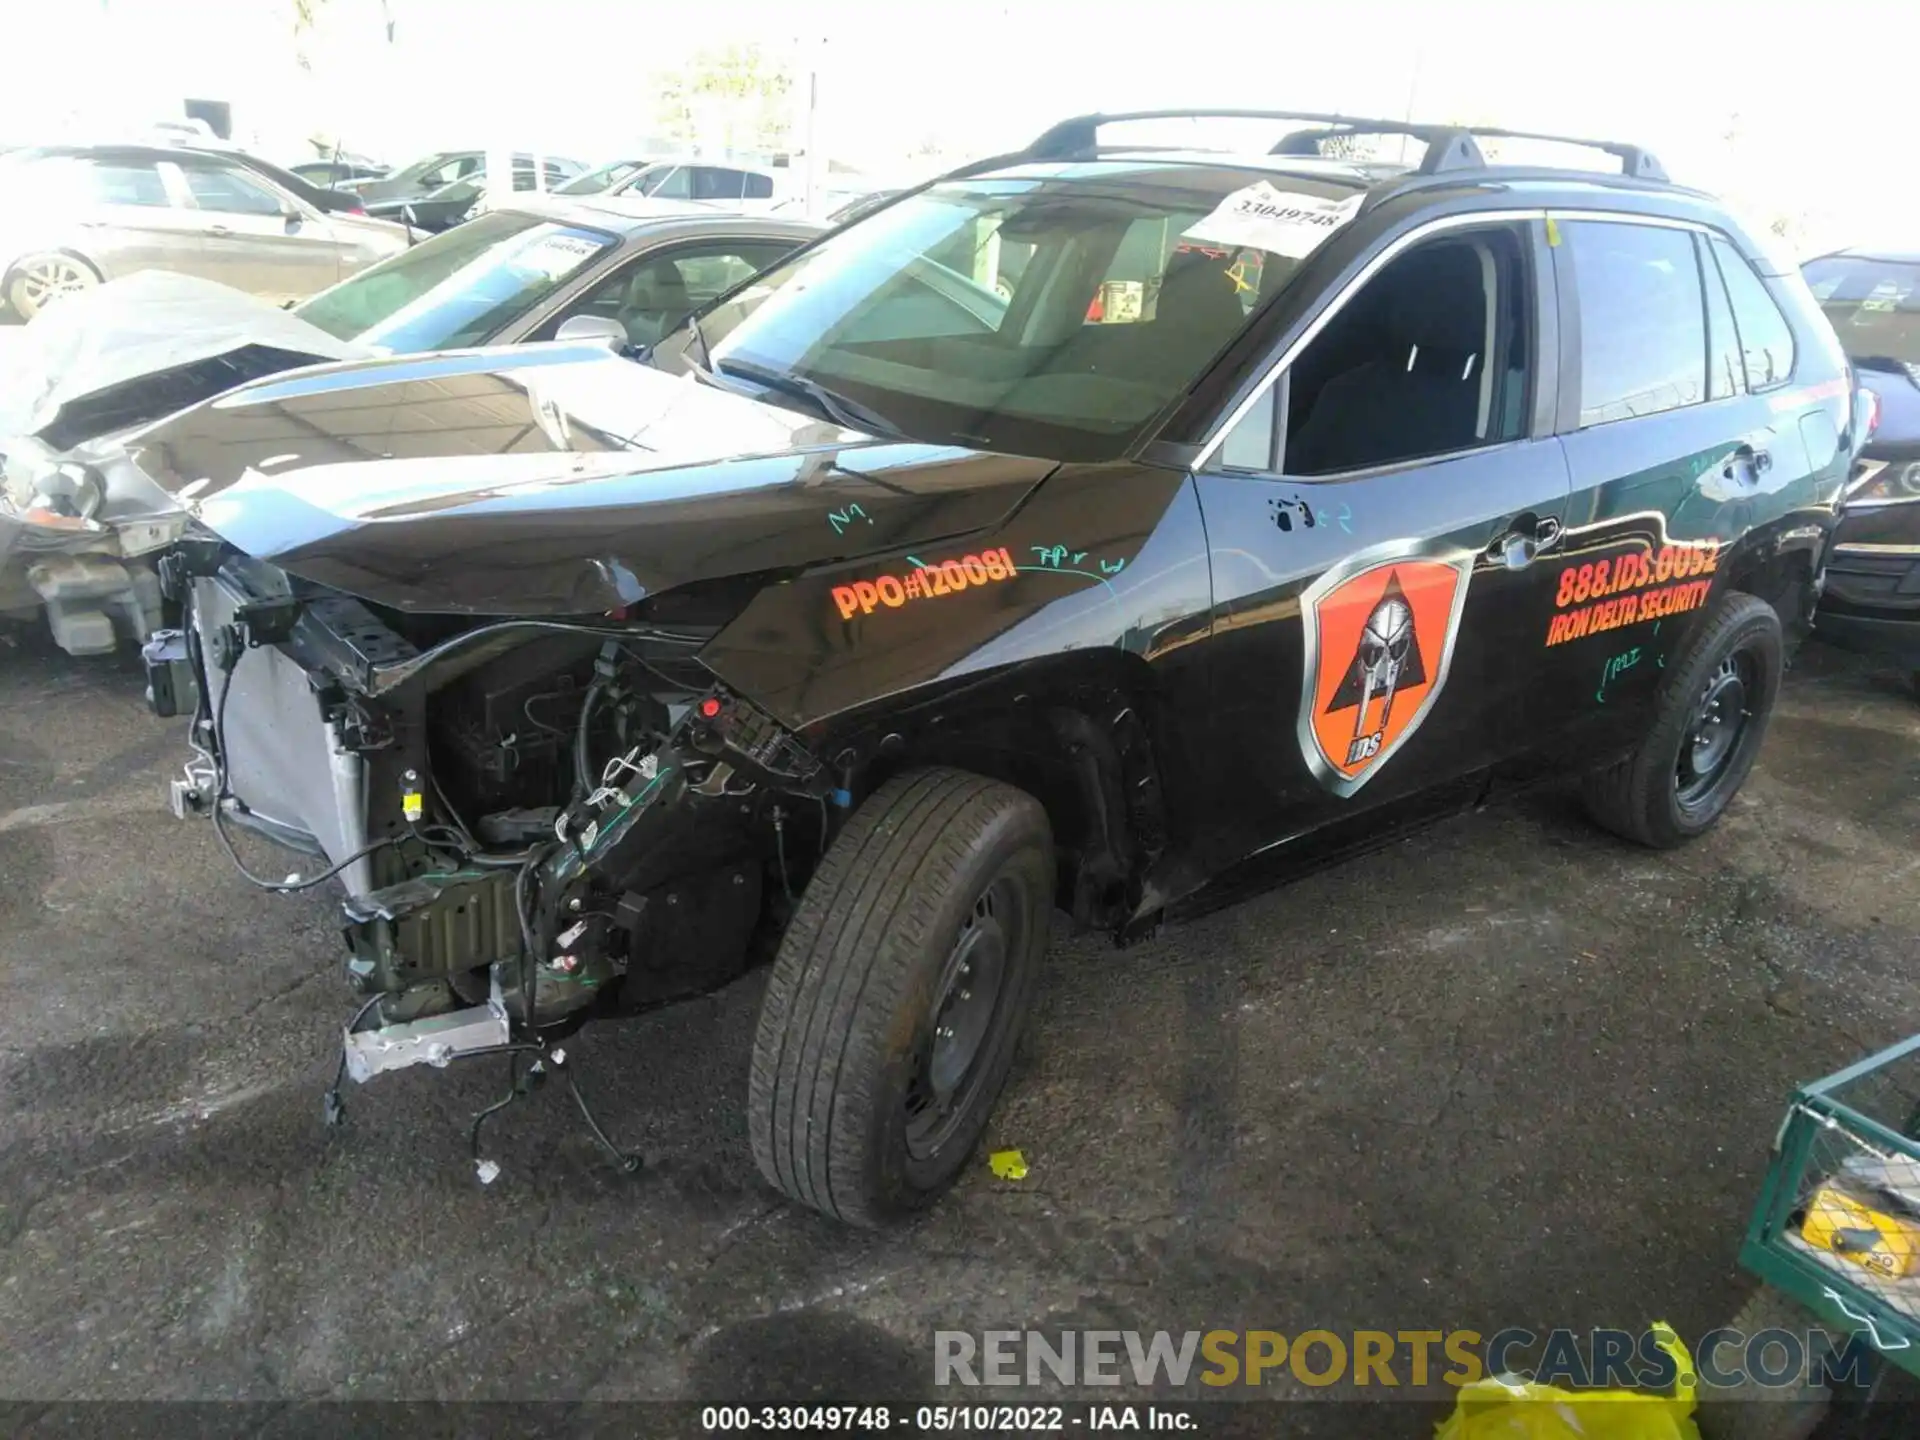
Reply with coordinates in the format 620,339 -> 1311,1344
14,0 -> 1920,256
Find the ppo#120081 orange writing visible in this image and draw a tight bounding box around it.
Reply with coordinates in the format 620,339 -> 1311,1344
831,548 -> 1018,621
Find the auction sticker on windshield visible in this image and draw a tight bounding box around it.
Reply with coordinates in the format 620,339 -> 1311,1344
517,231 -> 608,280
1183,183 -> 1364,260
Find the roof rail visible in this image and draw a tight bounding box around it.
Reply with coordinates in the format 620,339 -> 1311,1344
1021,109 -> 1667,184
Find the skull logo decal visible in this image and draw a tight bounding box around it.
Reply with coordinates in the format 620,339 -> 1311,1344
1297,542 -> 1474,797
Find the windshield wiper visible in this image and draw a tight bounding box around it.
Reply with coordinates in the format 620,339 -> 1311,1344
713,357 -> 897,436
684,308 -> 714,372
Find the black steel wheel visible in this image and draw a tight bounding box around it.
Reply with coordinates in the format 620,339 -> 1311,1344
1583,591 -> 1782,848
1676,652 -> 1755,807
748,768 -> 1052,1227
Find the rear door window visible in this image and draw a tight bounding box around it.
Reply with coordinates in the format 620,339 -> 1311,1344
81,157 -> 171,207
692,168 -> 747,202
1711,236 -> 1795,389
1564,220 -> 1706,427
635,165 -> 691,200
179,162 -> 286,216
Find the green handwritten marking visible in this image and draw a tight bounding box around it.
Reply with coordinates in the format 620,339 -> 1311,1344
827,501 -> 871,536
1031,545 -> 1126,577
1015,565 -> 1120,597
905,555 -> 927,569
1595,647 -> 1643,703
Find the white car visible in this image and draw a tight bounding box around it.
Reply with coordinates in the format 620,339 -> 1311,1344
591,157 -> 789,213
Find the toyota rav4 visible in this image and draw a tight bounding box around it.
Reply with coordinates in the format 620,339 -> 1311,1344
142,110 -> 1864,1226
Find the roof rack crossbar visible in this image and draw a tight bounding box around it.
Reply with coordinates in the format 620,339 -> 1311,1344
1022,109 -> 1668,184
1273,124 -> 1486,173
1025,109 -> 1464,161
1459,126 -> 1667,182
1273,121 -> 1664,182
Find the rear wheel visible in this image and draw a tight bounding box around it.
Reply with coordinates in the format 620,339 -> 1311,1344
748,768 -> 1052,1227
1582,592 -> 1782,847
6,252 -> 99,319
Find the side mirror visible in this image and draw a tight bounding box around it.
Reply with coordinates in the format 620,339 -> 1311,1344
555,314 -> 632,350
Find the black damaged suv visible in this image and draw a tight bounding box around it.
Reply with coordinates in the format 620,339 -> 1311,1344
140,110 -> 1864,1225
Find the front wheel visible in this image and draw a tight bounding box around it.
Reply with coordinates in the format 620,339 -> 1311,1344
6,252 -> 99,319
1582,592 -> 1782,848
748,768 -> 1052,1227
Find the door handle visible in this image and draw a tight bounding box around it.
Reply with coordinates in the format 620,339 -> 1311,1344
208,223 -> 231,236
1488,514 -> 1563,570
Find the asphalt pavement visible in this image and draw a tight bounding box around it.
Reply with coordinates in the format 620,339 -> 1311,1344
1,621 -> 1918,1436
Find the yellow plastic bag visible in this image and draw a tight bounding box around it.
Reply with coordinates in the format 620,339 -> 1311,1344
1435,1323 -> 1699,1440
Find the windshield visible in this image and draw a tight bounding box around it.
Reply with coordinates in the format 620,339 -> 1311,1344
294,209 -> 617,352
390,151 -> 463,185
1803,255 -> 1920,367
697,166 -> 1335,460
559,160 -> 647,196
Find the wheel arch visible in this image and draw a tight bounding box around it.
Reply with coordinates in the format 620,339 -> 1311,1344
1720,515 -> 1826,643
805,650 -> 1191,934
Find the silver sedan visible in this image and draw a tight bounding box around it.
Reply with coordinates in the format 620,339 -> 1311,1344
0,143 -> 410,318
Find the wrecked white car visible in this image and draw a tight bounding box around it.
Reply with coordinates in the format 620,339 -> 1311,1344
1,205 -> 815,654
0,272 -> 361,654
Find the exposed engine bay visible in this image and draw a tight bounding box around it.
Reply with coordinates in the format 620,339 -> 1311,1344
154,541 -> 837,1168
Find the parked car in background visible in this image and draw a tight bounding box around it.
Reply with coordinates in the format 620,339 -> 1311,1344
825,188 -> 901,225
0,197 -> 816,655
338,149 -> 484,204
1802,247 -> 1920,686
556,158 -> 657,196
366,154 -> 586,232
0,143 -> 408,319
176,146 -> 374,217
289,155 -> 388,189
598,157 -> 786,211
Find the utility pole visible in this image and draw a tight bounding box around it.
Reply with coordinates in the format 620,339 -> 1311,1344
804,45 -> 821,219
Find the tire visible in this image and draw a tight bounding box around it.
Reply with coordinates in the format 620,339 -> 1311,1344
6,252 -> 99,320
748,767 -> 1052,1227
1582,591 -> 1782,848
1695,1288 -> 1831,1440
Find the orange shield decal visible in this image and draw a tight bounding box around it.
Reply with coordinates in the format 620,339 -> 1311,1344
1297,543 -> 1474,797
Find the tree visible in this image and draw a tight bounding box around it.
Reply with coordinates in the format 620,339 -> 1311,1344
656,42 -> 794,155
292,0 -> 323,69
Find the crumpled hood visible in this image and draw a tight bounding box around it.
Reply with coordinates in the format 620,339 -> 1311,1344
133,344 -> 1056,615
0,271 -> 364,449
